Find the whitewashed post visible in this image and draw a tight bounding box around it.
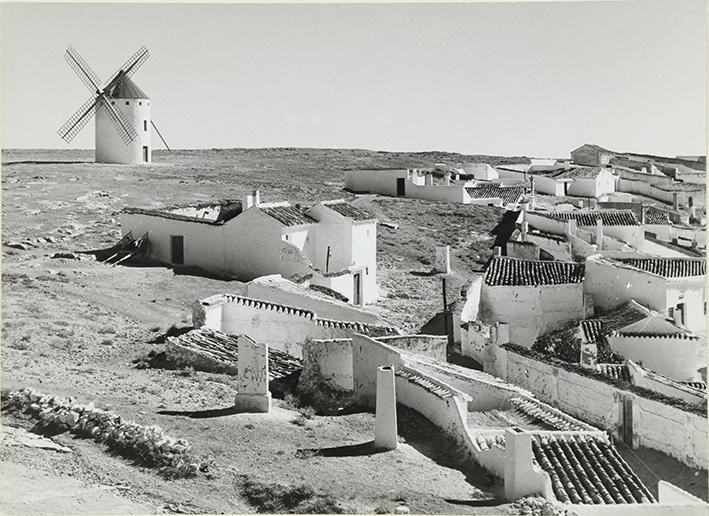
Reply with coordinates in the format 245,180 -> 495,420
374,365 -> 397,450
234,335 -> 271,413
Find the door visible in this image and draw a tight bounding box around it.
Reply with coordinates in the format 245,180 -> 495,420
353,273 -> 361,305
622,395 -> 633,446
396,178 -> 405,196
143,146 -> 149,162
170,235 -> 184,265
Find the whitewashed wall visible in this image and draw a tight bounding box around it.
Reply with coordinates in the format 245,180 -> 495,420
609,335 -> 706,381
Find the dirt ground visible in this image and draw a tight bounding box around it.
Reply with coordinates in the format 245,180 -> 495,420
1,148 -> 521,514
1,148 -> 705,513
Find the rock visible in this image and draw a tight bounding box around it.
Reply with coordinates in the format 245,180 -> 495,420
5,242 -> 31,250
394,506 -> 410,514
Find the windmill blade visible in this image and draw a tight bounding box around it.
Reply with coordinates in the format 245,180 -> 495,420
57,94 -> 100,143
99,97 -> 138,144
103,46 -> 150,91
65,45 -> 103,93
151,120 -> 170,151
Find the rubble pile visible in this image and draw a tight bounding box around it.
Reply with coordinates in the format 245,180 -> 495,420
1,388 -> 205,479
513,497 -> 571,516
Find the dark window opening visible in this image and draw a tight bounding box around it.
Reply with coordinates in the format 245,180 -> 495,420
125,101 -> 129,105
170,235 -> 184,265
144,120 -> 148,131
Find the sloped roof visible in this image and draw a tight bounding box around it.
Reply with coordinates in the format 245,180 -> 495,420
322,201 -> 375,221
532,434 -> 655,504
549,167 -> 612,179
643,206 -> 670,225
612,257 -> 705,278
260,205 -> 317,226
580,303 -> 648,344
484,256 -> 585,287
532,210 -> 640,227
572,144 -> 614,154
167,327 -> 302,381
106,76 -> 149,100
465,185 -> 525,205
122,199 -> 242,225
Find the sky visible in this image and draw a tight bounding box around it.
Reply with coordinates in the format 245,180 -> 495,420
1,1 -> 707,157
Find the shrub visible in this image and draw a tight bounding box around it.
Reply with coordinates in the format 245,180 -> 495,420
241,478 -> 343,514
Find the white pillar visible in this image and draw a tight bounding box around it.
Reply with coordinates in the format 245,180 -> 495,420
374,365 -> 397,450
234,335 -> 271,412
504,428 -> 535,501
596,218 -> 604,251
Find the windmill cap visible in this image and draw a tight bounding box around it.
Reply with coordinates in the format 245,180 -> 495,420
106,76 -> 149,100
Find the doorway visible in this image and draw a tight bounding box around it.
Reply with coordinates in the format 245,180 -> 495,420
170,235 -> 184,265
621,395 -> 633,446
143,146 -> 149,162
353,273 -> 361,305
396,178 -> 405,196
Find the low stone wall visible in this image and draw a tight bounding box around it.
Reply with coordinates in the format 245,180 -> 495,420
1,389 -> 205,478
300,338 -> 354,392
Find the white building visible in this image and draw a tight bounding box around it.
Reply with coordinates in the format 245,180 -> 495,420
548,167 -> 617,198
584,255 -> 706,336
344,168 -> 473,203
570,144 -> 616,167
120,192 -> 379,305
458,163 -> 499,181
464,253 -> 589,347
96,76 -> 151,164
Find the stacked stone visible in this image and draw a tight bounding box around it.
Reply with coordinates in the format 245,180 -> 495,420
2,388 -> 202,478
513,497 -> 570,516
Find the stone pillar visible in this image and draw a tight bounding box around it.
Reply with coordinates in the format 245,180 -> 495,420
234,335 -> 271,413
374,365 -> 397,450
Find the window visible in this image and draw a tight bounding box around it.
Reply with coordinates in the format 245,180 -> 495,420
144,120 -> 148,131
111,101 -> 115,105
285,235 -> 289,241
365,267 -> 369,275
139,101 -> 142,106
125,101 -> 130,106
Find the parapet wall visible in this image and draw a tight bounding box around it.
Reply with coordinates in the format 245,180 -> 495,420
487,343 -> 708,470
193,294 -> 398,359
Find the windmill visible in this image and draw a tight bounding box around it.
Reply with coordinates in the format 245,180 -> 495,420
58,45 -> 169,164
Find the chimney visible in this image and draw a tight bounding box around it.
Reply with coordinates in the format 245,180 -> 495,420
374,365 -> 398,451
504,428 -> 535,501
493,246 -> 502,257
596,218 -> 604,250
639,203 -> 645,224
243,189 -> 261,210
672,192 -> 679,211
521,221 -> 529,242
444,172 -> 451,186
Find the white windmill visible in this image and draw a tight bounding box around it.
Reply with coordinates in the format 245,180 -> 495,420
58,45 -> 169,164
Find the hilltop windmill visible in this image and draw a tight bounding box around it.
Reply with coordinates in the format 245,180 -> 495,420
58,45 -> 169,164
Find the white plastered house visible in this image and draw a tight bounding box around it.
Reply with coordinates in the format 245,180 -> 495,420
120,192 -> 379,305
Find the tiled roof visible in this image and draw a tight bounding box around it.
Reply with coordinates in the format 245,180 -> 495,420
643,207 -> 670,225
613,257 -> 705,278
465,185 -> 525,205
580,303 -> 648,344
533,210 -> 640,227
166,327 -> 302,382
322,201 -> 375,221
595,363 -> 631,382
682,381 -> 707,391
573,144 -> 614,153
260,205 -> 317,226
532,434 -> 655,504
549,167 -> 611,179
484,256 -> 585,287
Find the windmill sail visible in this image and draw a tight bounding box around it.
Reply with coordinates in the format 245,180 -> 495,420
65,45 -> 102,93
98,99 -> 138,144
57,94 -> 100,143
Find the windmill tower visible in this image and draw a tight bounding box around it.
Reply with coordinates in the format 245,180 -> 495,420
58,46 -> 169,164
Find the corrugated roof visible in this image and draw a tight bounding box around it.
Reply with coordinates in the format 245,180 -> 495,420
323,201 -> 375,221
643,207 -> 670,225
533,210 -> 640,227
484,256 -> 585,287
533,434 -> 655,504
613,257 -> 705,278
106,75 -> 149,100
465,185 -> 525,205
260,205 -> 317,226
